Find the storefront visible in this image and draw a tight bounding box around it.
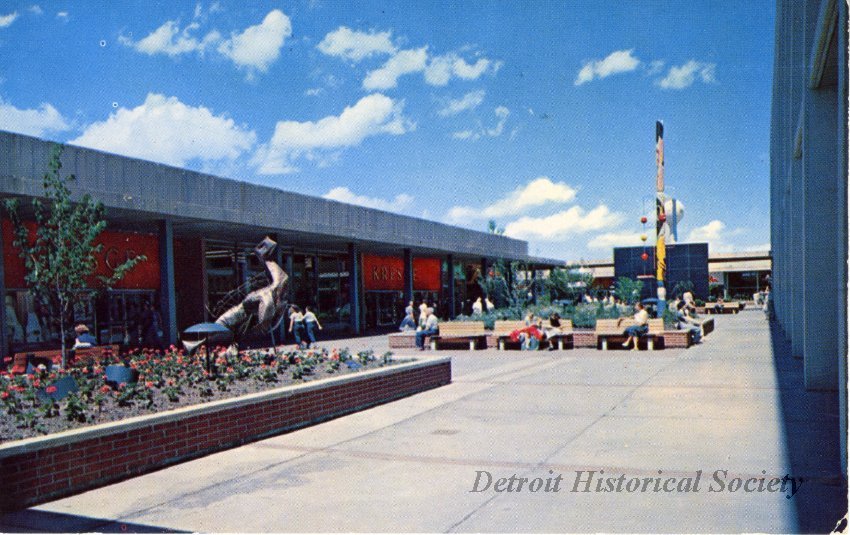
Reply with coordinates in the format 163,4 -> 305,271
2,219 -> 160,353
361,254 -> 441,329
0,130 -> 562,354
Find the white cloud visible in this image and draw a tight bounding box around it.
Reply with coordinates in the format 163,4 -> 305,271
70,93 -> 256,168
587,230 -> 645,249
438,90 -> 485,117
687,219 -> 742,252
28,5 -> 43,15
304,87 -> 323,96
252,93 -> 413,174
120,20 -> 220,57
0,98 -> 70,137
317,26 -> 396,61
217,9 -> 291,74
504,205 -> 623,240
323,187 -> 413,213
657,60 -> 716,89
574,49 -> 640,85
362,47 -> 428,90
56,11 -> 68,21
0,12 -> 19,27
451,106 -> 509,141
121,9 -> 290,77
361,46 -> 501,90
446,176 -> 577,223
424,53 -> 501,86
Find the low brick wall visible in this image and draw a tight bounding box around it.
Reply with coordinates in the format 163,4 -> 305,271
661,330 -> 693,348
0,357 -> 451,512
573,330 -> 597,348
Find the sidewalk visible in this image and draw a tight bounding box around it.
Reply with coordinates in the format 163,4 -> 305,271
1,312 -> 845,532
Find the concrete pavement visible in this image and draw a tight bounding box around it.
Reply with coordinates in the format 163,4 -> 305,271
1,312 -> 845,532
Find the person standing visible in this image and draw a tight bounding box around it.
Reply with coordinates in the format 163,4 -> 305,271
289,305 -> 306,349
303,306 -> 322,348
405,300 -> 415,320
415,307 -> 439,350
472,297 -> 483,316
141,301 -> 164,351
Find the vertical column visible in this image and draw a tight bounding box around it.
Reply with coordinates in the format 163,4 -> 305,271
447,254 -> 456,319
272,234 -> 286,344
348,243 -> 361,334
801,0 -> 839,389
0,227 -> 7,361
837,0 -> 849,476
789,0 -> 806,358
403,248 -> 414,305
158,219 -> 177,346
312,254 -> 320,308
480,258 -> 489,279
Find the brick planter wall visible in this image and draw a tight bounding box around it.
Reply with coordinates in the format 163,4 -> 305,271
0,357 -> 450,512
572,330 -> 597,348
661,330 -> 693,348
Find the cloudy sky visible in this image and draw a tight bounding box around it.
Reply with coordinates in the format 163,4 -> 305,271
0,1 -> 773,261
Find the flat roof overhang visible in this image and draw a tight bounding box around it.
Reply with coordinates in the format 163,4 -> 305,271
0,131 -> 532,263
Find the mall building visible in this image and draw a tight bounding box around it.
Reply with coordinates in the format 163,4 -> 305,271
770,0 -> 847,471
0,130 -> 562,356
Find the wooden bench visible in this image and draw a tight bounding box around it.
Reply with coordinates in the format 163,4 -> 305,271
704,302 -> 742,314
493,320 -> 528,350
11,344 -> 120,373
596,318 -> 664,350
388,332 -> 432,349
549,320 -> 574,350
430,321 -> 487,350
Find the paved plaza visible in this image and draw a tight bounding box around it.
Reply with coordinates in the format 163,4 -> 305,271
0,311 -> 845,533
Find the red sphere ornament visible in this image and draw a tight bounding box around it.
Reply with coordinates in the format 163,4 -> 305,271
640,216 -> 647,224
641,252 -> 649,261
659,213 -> 667,222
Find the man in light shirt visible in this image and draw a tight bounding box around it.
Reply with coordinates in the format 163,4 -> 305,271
415,308 -> 439,350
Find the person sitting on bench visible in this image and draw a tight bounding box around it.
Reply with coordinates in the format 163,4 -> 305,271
415,308 -> 439,350
714,296 -> 725,314
675,301 -> 702,343
73,324 -> 97,348
621,303 -> 649,351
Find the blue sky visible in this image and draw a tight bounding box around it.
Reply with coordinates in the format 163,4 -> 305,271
0,1 -> 774,261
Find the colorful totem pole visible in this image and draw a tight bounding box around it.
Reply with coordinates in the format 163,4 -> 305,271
655,121 -> 670,314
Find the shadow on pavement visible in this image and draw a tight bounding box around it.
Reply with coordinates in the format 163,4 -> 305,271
0,509 -> 189,533
769,320 -> 848,533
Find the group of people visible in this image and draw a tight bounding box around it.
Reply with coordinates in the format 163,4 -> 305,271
396,300 -> 441,350
288,305 -> 323,349
470,297 -> 495,315
509,311 -> 564,351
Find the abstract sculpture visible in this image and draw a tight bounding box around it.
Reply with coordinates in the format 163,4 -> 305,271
215,236 -> 289,337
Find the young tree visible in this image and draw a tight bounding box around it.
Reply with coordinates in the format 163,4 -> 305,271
3,145 -> 145,367
546,265 -> 594,302
613,277 -> 644,305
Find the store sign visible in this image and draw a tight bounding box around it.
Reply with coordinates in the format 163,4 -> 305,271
3,220 -> 161,290
362,254 -> 441,291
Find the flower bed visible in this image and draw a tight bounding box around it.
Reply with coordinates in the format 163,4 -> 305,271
0,345 -> 396,443
0,355 -> 451,512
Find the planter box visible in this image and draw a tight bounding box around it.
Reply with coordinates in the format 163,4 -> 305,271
661,330 -> 693,348
0,357 -> 451,512
572,330 -> 597,348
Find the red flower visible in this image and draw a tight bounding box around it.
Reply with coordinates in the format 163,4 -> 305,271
33,380 -> 41,388
46,386 -> 57,394
145,381 -> 154,389
100,385 -> 111,394
2,356 -> 11,363
118,382 -> 127,389
1,391 -> 9,399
